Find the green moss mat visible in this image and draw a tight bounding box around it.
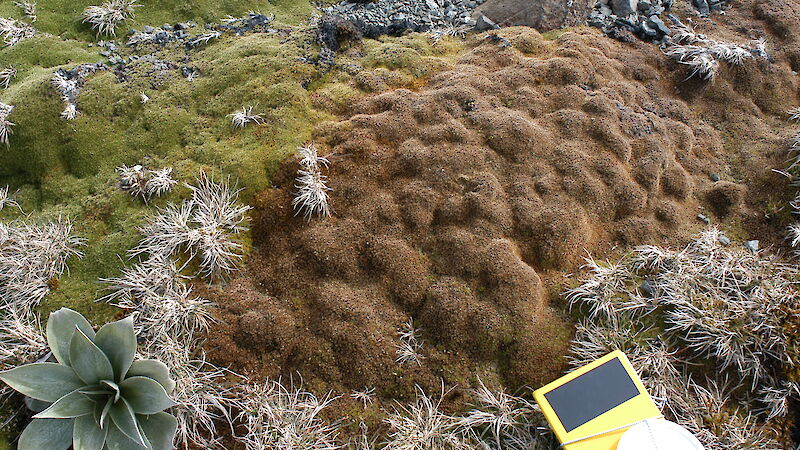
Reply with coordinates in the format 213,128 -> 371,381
0,2 -> 467,440
0,5 -> 466,319
0,0 -> 338,41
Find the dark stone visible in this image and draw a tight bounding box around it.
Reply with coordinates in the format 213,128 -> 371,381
648,15 -> 670,35
692,0 -> 710,15
317,14 -> 362,51
471,0 -> 594,32
640,279 -> 656,298
639,21 -> 658,39
615,17 -> 639,33
611,0 -> 637,16
710,173 -> 721,182
474,14 -> 500,30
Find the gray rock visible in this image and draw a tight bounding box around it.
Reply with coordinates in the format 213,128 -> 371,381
640,21 -> 658,38
648,15 -> 670,35
718,234 -> 731,246
692,0 -> 709,15
473,0 -> 594,32
611,0 -> 637,16
640,279 -> 656,298
474,14 -> 499,30
710,173 -> 720,182
698,214 -> 711,225
744,240 -> 759,252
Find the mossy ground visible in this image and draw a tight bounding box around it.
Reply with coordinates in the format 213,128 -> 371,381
0,1 -> 467,443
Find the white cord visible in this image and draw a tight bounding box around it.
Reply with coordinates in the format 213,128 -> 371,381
559,415 -> 665,447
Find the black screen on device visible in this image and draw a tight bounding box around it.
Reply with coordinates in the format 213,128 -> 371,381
543,357 -> 640,432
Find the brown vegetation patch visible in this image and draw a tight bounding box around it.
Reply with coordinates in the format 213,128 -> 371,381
203,23 -> 798,408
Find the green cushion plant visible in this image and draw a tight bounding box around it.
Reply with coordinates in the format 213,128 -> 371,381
0,308 -> 178,450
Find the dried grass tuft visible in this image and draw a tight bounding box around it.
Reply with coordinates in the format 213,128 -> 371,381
565,229 -> 792,448
82,0 -> 140,36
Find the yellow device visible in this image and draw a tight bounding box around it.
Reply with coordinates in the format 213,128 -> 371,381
533,351 -> 662,450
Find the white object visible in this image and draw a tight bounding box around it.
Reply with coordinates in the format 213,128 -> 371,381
617,419 -> 704,450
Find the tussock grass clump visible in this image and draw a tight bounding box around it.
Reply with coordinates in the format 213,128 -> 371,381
457,378 -> 553,450
82,0 -> 140,36
102,253 -> 235,447
380,382 -> 555,450
350,387 -> 375,409
789,107 -> 800,122
227,105 -> 263,129
14,2 -> 37,23
236,381 -> 341,450
102,253 -> 214,343
188,30 -> 222,48
566,228 -> 796,448
782,107 -> 800,254
0,310 -> 46,370
0,102 -> 14,145
133,172 -> 251,280
0,17 -> 35,47
143,337 -> 239,449
396,319 -> 424,367
0,217 -> 84,308
103,264 -> 236,449
0,186 -> 20,212
102,172 -> 251,447
116,164 -> 177,201
0,66 -> 15,89
665,21 -> 768,81
0,217 -> 82,372
383,387 -> 468,450
292,143 -> 332,220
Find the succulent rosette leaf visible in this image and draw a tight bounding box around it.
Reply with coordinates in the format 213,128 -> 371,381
0,308 -> 177,450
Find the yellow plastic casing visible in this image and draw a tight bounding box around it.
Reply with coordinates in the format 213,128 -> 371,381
533,351 -> 661,450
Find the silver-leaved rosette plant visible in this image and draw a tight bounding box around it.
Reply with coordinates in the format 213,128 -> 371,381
0,308 -> 178,449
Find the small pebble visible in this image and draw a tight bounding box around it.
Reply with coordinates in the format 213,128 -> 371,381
640,279 -> 656,298
718,234 -> 731,246
744,240 -> 759,252
710,173 -> 720,182
697,214 -> 710,225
